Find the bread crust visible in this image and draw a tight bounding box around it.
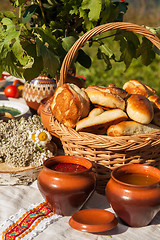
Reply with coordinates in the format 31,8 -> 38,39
105,85 -> 128,99
107,121 -> 160,136
148,95 -> 160,110
50,83 -> 90,128
76,108 -> 128,134
126,94 -> 154,124
85,85 -> 125,110
123,80 -> 156,97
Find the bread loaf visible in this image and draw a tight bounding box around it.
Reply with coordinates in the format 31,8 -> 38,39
76,108 -> 128,135
103,84 -> 128,99
123,80 -> 156,97
148,95 -> 160,110
85,85 -> 125,110
126,94 -> 154,124
50,83 -> 90,128
107,121 -> 160,136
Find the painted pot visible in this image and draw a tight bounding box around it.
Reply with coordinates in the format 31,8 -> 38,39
105,164 -> 160,227
37,156 -> 96,216
22,75 -> 56,111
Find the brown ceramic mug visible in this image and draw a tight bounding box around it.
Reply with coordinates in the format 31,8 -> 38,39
105,164 -> 160,227
37,156 -> 96,216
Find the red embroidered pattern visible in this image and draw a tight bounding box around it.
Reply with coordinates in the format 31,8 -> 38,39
2,202 -> 54,240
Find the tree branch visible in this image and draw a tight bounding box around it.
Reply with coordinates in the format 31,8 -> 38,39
38,0 -> 48,26
92,31 -> 125,42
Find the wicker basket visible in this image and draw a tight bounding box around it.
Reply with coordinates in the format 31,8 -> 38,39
50,22 -> 160,194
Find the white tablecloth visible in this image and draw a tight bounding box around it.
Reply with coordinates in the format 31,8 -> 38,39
0,181 -> 160,240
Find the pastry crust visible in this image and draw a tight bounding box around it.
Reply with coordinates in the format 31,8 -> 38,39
126,94 -> 154,124
85,85 -> 125,110
107,121 -> 160,136
76,108 -> 128,135
148,95 -> 160,110
50,83 -> 90,128
123,80 -> 156,97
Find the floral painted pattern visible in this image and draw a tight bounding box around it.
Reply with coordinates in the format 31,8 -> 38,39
3,202 -> 54,240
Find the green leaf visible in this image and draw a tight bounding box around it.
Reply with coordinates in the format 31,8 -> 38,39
120,41 -> 134,70
35,27 -> 58,49
47,0 -> 56,5
116,2 -> 128,22
137,37 -> 155,66
22,4 -> 39,24
23,43 -> 37,58
0,62 -> 3,77
1,18 -> 15,31
0,30 -> 20,55
62,36 -> 78,52
81,0 -> 102,22
70,6 -> 79,15
99,44 -> 115,59
3,52 -> 22,78
3,11 -> 16,20
97,47 -> 112,71
13,0 -> 26,7
115,31 -> 140,52
42,3 -> 54,10
76,49 -> 92,68
36,39 -> 60,77
100,0 -> 111,24
12,40 -> 28,66
23,56 -> 43,82
96,42 -> 116,70
79,7 -> 93,30
144,26 -> 160,55
115,31 -> 140,70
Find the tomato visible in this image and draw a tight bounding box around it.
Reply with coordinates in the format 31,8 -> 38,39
4,85 -> 19,98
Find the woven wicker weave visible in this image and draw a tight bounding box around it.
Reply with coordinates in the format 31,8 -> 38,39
50,22 -> 160,194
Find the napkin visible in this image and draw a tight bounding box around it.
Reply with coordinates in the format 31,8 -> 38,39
0,201 -> 61,240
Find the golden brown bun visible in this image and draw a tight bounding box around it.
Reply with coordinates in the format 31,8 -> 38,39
123,80 -> 156,97
85,85 -> 125,110
105,84 -> 128,99
76,108 -> 128,135
148,95 -> 160,110
143,83 -> 157,96
50,83 -> 90,128
107,121 -> 160,137
126,94 -> 154,124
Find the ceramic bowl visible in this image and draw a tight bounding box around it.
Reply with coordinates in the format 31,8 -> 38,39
37,156 -> 96,216
0,100 -> 29,119
105,164 -> 160,227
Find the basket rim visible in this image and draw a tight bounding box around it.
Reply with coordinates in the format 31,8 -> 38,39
58,21 -> 160,86
51,22 -> 160,142
50,117 -> 160,141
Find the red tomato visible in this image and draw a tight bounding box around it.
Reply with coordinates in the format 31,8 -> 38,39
4,85 -> 19,98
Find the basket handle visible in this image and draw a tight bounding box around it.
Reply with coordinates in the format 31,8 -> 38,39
59,22 -> 160,86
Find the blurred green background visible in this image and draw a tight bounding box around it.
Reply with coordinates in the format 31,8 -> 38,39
75,1 -> 160,96
1,0 -> 160,95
